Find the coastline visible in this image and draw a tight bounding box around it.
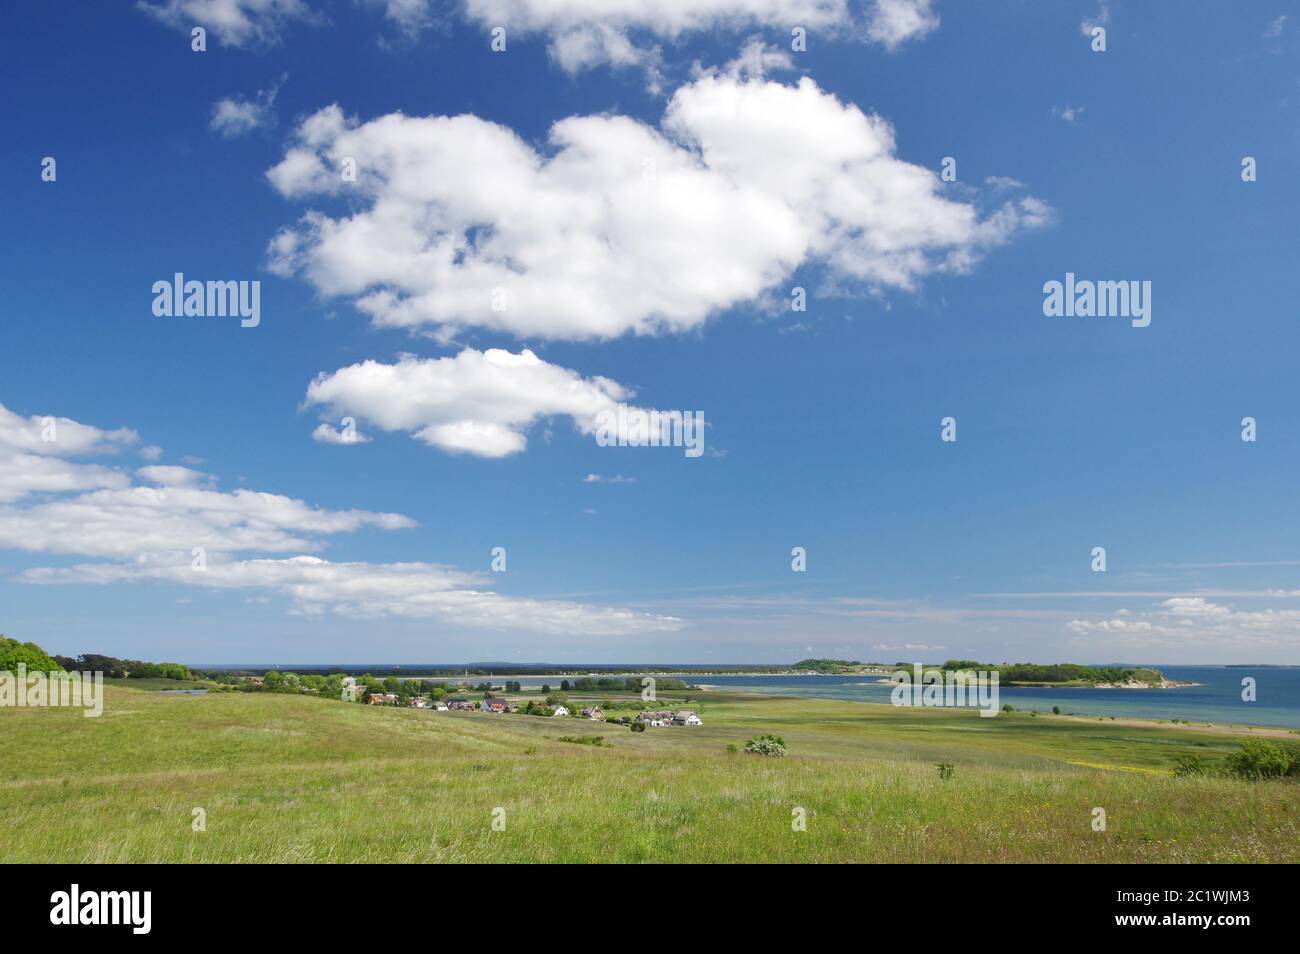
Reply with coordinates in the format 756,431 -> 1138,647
868,677 -> 1203,689
695,685 -> 1297,738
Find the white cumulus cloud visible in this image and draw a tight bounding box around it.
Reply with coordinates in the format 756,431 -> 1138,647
865,0 -> 938,50
0,404 -> 140,503
210,76 -> 285,137
142,1 -> 942,62
24,555 -> 681,634
136,464 -> 214,487
311,421 -> 372,445
1068,595 -> 1300,651
266,52 -> 1049,342
305,347 -> 643,458
461,0 -> 938,70
139,0 -> 314,47
0,400 -> 677,634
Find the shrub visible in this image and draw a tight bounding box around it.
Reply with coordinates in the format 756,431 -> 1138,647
936,762 -> 954,781
743,735 -> 787,757
1172,753 -> 1208,777
630,721 -> 646,732
1226,740 -> 1294,780
1051,706 -> 1060,715
557,735 -> 606,746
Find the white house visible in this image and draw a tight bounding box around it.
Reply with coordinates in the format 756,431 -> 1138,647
552,705 -> 569,717
672,710 -> 702,726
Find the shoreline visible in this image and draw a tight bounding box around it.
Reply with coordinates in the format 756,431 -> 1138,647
693,685 -> 1298,736
869,677 -> 1203,689
382,670 -> 1214,685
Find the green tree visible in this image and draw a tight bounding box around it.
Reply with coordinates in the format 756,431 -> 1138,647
0,636 -> 64,673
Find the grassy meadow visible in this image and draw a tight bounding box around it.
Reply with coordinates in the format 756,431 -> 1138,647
2,683 -> 1297,863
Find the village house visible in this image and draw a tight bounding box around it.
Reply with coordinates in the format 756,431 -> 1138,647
637,711 -> 673,727
481,698 -> 508,713
551,705 -> 569,717
672,710 -> 702,726
581,706 -> 605,721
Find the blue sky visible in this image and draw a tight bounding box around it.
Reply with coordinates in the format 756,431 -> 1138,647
3,1 -> 1300,665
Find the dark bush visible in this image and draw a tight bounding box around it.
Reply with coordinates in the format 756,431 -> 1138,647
1225,740 -> 1294,780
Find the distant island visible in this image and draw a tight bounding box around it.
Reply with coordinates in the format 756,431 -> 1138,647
182,659 -> 897,679
171,658 -> 1198,687
865,660 -> 1198,689
774,657 -> 1199,688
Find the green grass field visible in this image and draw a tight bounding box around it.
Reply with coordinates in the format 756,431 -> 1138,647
2,684 -> 1296,862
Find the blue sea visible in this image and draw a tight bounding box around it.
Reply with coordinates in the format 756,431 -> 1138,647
695,666 -> 1300,730
476,666 -> 1300,729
